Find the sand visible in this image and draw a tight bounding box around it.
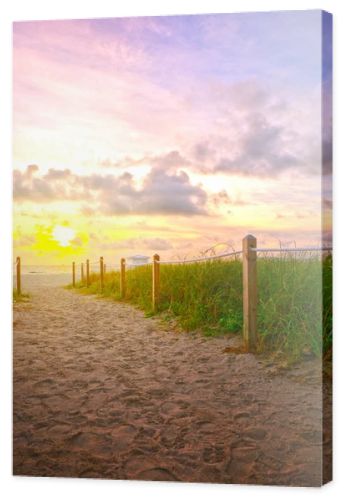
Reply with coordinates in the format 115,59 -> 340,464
13,274 -> 331,486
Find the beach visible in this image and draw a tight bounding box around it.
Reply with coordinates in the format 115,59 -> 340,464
13,274 -> 331,485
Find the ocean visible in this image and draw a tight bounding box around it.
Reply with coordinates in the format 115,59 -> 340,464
20,265 -> 73,275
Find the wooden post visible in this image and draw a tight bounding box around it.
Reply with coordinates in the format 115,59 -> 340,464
16,257 -> 21,295
100,256 -> 104,290
72,261 -> 76,287
81,263 -> 84,283
120,258 -> 126,298
242,235 -> 257,352
104,263 -> 106,275
152,254 -> 160,312
86,259 -> 90,287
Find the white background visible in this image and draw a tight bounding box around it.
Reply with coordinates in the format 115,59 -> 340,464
1,1 -> 346,498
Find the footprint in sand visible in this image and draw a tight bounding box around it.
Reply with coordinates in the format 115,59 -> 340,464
244,428 -> 267,440
136,467 -> 179,481
67,431 -> 109,450
202,445 -> 225,464
109,424 -> 138,452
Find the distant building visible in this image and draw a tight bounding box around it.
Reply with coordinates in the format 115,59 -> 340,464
127,254 -> 150,268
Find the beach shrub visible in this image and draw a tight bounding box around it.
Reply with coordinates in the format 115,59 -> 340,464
73,253 -> 332,360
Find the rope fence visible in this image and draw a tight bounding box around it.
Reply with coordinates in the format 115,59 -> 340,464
67,234 -> 332,352
14,234 -> 332,352
160,250 -> 243,264
252,246 -> 332,253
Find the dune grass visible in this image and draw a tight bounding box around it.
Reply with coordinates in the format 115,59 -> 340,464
256,253 -> 331,359
13,290 -> 30,303
71,253 -> 332,360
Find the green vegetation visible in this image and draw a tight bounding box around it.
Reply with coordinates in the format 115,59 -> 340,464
256,253 -> 331,359
13,290 -> 30,303
72,253 -> 332,360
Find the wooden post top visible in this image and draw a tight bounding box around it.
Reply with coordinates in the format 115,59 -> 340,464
242,235 -> 257,258
243,234 -> 256,244
153,254 -> 160,261
121,257 -> 126,264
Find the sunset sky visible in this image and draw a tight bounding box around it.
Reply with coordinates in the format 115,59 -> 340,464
13,10 -> 332,266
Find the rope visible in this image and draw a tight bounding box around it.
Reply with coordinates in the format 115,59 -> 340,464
76,245 -> 332,271
161,250 -> 242,265
251,247 -> 333,253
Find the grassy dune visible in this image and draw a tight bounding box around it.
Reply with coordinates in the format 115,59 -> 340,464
13,290 -> 30,303
72,253 -> 332,360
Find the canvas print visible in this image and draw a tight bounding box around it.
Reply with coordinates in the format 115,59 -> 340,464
13,11 -> 332,486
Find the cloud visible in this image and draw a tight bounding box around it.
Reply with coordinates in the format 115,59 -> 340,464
90,235 -> 173,252
141,238 -> 173,250
151,151 -> 190,170
96,168 -> 207,215
123,237 -> 173,251
98,156 -> 148,169
193,141 -> 216,163
98,150 -> 191,171
26,164 -> 39,176
13,233 -> 36,247
13,167 -> 84,202
212,113 -> 301,177
210,190 -> 249,208
210,190 -> 231,207
14,165 -> 208,216
70,236 -> 83,246
183,78 -> 321,178
96,86 -> 320,179
44,168 -> 73,180
140,168 -> 206,214
95,75 -> 303,180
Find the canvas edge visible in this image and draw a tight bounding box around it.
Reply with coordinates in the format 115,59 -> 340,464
321,9 -> 333,486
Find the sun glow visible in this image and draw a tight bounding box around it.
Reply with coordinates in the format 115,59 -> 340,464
52,225 -> 76,247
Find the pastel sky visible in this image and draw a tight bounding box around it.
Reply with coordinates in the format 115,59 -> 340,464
13,10 -> 332,266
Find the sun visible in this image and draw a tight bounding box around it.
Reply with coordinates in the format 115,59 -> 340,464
52,225 -> 76,247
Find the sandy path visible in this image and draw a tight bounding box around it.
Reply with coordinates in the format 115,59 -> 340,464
13,275 -> 330,486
